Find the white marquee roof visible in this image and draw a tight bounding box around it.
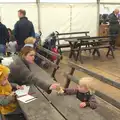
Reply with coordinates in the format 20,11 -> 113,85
0,0 -> 119,3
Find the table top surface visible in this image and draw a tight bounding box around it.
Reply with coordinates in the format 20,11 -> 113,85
64,37 -> 109,42
18,86 -> 65,120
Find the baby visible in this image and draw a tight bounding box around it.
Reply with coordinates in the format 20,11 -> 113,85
56,77 -> 97,109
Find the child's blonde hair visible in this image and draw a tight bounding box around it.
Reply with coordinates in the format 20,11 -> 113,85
24,37 -> 36,44
78,77 -> 95,94
0,65 -> 10,81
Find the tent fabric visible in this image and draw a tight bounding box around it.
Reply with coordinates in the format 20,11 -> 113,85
0,0 -> 96,3
40,3 -> 97,40
0,0 -> 120,3
0,4 -> 38,32
1,0 -> 119,42
0,2 -> 97,38
100,4 -> 120,14
100,0 -> 120,3
40,0 -> 97,3
0,0 -> 35,2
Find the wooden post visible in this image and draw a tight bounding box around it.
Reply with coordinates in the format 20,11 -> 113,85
64,67 -> 75,88
51,58 -> 61,81
64,73 -> 79,84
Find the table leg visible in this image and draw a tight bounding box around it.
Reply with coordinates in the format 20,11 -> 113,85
69,42 -> 77,59
69,42 -> 73,58
92,49 -> 100,57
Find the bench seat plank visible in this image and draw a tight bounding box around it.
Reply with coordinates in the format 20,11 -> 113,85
57,44 -> 70,48
29,63 -> 54,83
73,45 -> 111,51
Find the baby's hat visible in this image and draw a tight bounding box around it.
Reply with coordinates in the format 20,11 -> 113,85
0,64 -> 10,81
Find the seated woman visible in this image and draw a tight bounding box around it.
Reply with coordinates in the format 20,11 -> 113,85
0,64 -> 23,116
24,37 -> 47,67
8,46 -> 59,94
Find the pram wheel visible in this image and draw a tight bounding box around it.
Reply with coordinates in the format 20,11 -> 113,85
41,61 -> 49,69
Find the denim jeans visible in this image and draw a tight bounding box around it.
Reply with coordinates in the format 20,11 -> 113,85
0,44 -> 6,56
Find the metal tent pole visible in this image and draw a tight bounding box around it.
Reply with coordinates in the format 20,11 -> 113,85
97,0 -> 100,36
36,0 -> 40,33
70,5 -> 72,33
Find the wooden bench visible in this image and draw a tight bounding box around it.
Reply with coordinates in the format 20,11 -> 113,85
36,46 -> 62,81
64,36 -> 114,63
55,31 -> 90,55
75,37 -> 114,63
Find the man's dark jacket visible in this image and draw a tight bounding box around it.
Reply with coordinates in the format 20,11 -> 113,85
109,12 -> 120,34
0,22 -> 9,45
14,17 -> 35,45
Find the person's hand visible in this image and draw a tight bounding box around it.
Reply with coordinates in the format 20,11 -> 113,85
16,85 -> 24,90
49,83 -> 60,90
9,92 -> 16,102
80,102 -> 86,108
6,42 -> 9,46
57,87 -> 64,95
9,92 -> 15,96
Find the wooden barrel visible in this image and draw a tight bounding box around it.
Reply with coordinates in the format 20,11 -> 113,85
99,24 -> 109,36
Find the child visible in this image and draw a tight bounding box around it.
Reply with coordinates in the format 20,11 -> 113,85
57,77 -> 97,109
0,64 -> 22,115
24,37 -> 36,48
6,35 -> 17,56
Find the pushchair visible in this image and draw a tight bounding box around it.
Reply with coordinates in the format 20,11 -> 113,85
34,31 -> 42,47
35,32 -> 58,69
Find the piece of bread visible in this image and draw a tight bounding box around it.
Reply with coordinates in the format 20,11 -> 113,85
56,86 -> 64,94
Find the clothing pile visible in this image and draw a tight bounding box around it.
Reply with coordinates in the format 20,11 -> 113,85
0,57 -> 13,66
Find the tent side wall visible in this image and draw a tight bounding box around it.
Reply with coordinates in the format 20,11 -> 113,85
0,1 -> 98,41
0,3 -> 38,32
40,3 -> 98,39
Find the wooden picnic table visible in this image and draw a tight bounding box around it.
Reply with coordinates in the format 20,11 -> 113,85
56,31 -> 90,55
63,36 -> 113,62
59,36 -> 90,59
56,31 -> 89,36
